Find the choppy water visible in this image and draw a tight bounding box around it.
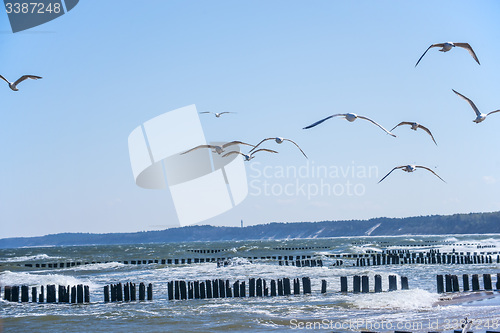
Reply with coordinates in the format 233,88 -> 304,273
1,235 -> 500,332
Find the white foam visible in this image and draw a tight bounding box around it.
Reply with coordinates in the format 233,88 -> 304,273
353,289 -> 438,310
0,271 -> 96,288
1,254 -> 61,263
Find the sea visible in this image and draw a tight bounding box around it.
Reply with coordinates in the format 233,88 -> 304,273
1,234 -> 500,333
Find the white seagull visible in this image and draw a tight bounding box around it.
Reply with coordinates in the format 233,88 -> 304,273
222,148 -> 278,161
199,112 -> 236,118
415,42 -> 480,67
303,113 -> 396,137
181,141 -> 255,155
461,317 -> 472,333
0,74 -> 42,91
453,89 -> 500,123
390,122 -> 437,145
249,137 -> 308,159
378,165 -> 446,183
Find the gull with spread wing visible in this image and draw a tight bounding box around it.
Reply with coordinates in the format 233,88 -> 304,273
199,112 -> 236,118
0,74 -> 42,91
390,122 -> 437,145
452,89 -> 500,123
415,42 -> 480,67
303,113 -> 396,137
378,165 -> 446,183
181,141 -> 255,155
249,137 -> 307,159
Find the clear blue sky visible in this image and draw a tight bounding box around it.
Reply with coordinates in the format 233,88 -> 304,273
1,0 -> 499,238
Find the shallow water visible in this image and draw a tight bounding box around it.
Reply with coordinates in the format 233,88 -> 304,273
1,235 -> 500,332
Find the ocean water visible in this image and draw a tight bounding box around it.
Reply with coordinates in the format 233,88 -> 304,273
1,235 -> 500,333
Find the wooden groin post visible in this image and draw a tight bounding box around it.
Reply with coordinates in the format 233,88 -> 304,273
225,280 -> 232,298
256,278 -> 263,297
188,281 -> 194,299
115,283 -> 122,302
199,282 -> 206,299
445,275 -> 452,292
452,275 -> 459,292
388,275 -> 397,291
84,285 -> 89,303
277,279 -> 284,296
497,273 -> 500,290
472,274 -> 480,291
233,280 -> 239,298
218,279 -> 225,298
401,276 -> 409,290
4,286 -> 12,301
39,286 -> 44,303
293,278 -> 300,295
174,281 -> 180,300
239,281 -> 246,297
71,286 -> 76,303
139,282 -> 145,301
283,278 -> 291,296
375,274 -> 382,293
57,285 -> 64,303
205,279 -> 212,298
104,285 -> 110,303
436,275 -> 444,293
47,285 -> 56,303
21,285 -> 29,302
483,274 -> 492,290
180,281 -> 187,300
32,287 -> 37,303
270,280 -> 277,296
361,276 -> 369,293
124,283 -> 130,302
340,276 -> 348,292
321,280 -> 327,294
194,281 -> 200,299
131,282 -> 136,301
77,284 -> 84,303
302,277 -> 311,294
353,275 -> 361,293
463,274 -> 470,292
147,283 -> 153,301
212,280 -> 219,298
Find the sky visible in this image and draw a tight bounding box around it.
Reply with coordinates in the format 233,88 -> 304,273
1,0 -> 500,238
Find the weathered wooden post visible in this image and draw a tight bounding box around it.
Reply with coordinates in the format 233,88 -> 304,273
483,274 -> 492,290
375,274 -> 382,293
497,273 -> 500,290
104,285 -> 110,302
188,281 -> 194,299
277,279 -> 284,296
436,275 -> 444,293
340,276 -> 348,292
321,280 -> 327,293
270,280 -> 277,296
32,287 -> 37,303
4,286 -> 12,301
200,282 -> 206,299
57,285 -> 64,303
124,282 -> 130,302
84,285 -> 90,303
147,283 -> 153,301
116,283 -> 122,302
256,278 -> 263,297
361,276 -> 369,293
233,280 -> 239,298
194,281 -> 200,299
239,281 -> 246,297
167,281 -> 174,300
174,281 -> 180,300
263,280 -> 268,297
77,284 -> 84,303
139,282 -> 146,301
226,280 -> 232,298
472,274 -> 480,291
21,285 -> 29,302
180,281 -> 187,300
388,275 -> 397,291
212,280 -> 219,298
218,279 -> 225,298
302,277 -> 311,294
452,275 -> 459,292
293,278 -> 300,295
445,275 -> 452,292
353,275 -> 361,293
462,274 -> 470,292
401,276 -> 409,290
46,285 -> 55,303
248,278 -> 255,297
283,278 -> 291,296
71,286 -> 77,303
206,280 -> 212,298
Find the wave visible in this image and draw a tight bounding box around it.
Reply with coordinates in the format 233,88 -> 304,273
0,271 -> 96,288
352,289 -> 438,310
1,254 -> 62,263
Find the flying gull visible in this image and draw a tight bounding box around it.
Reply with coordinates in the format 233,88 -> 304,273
0,74 -> 42,91
303,113 -> 396,137
415,42 -> 480,67
390,122 -> 437,145
181,141 -> 255,155
452,89 -> 500,123
199,112 -> 236,118
378,165 -> 446,183
249,137 -> 308,159
222,148 -> 278,161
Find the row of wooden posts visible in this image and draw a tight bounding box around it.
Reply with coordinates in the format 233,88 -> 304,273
340,275 -> 408,293
166,277 -> 314,300
104,282 -> 153,302
215,258 -> 324,267
351,253 -> 497,267
2,285 -> 90,303
436,273 -> 500,293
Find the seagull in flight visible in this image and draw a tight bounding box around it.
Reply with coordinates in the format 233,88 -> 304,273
249,137 -> 308,159
222,149 -> 278,161
390,122 -> 437,145
181,141 -> 255,155
0,74 -> 42,91
378,165 -> 446,183
452,89 -> 500,123
415,42 -> 480,67
199,112 -> 236,118
303,113 -> 396,137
